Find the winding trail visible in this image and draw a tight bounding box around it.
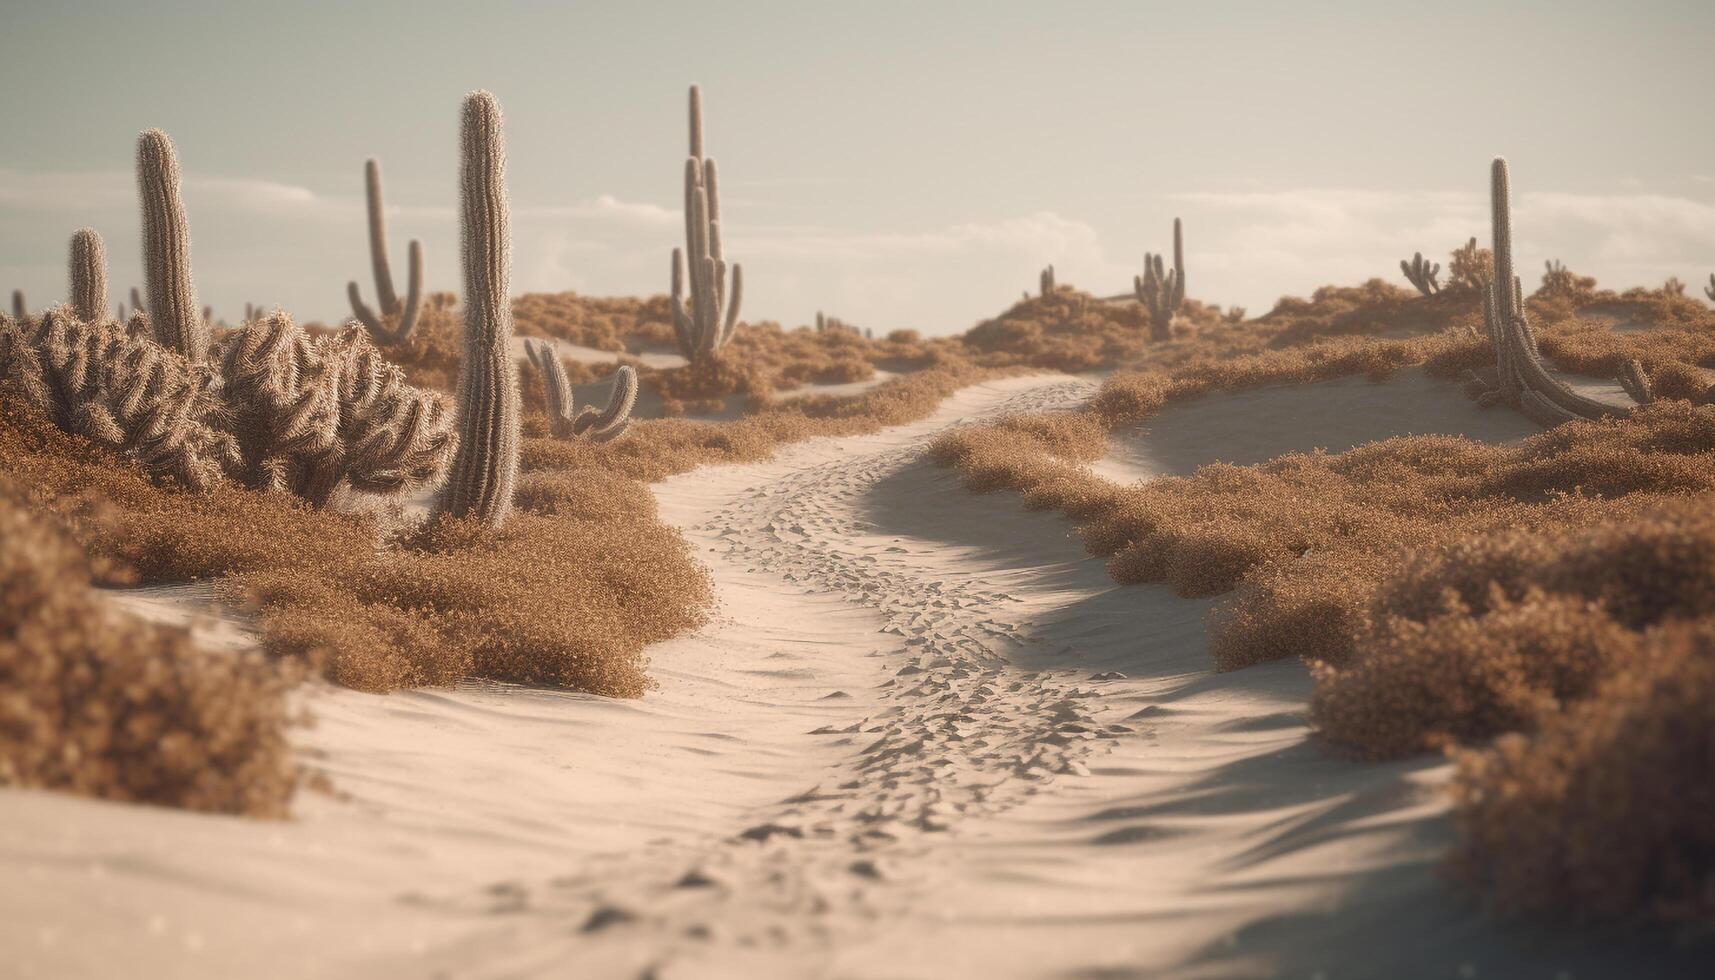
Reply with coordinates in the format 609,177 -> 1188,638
5,372 -> 1695,979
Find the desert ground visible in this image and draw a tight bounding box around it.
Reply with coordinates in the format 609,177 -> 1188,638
5,79 -> 1714,980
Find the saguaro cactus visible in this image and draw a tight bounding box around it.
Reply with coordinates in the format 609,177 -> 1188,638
670,85 -> 743,362
1039,265 -> 1056,298
1466,157 -> 1648,426
68,229 -> 108,322
1135,218 -> 1186,341
347,159 -> 425,346
434,91 -> 520,527
524,340 -> 635,442
11,290 -> 27,323
137,129 -> 204,361
1400,252 -> 1441,297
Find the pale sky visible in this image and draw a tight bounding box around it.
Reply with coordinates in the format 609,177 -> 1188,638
3,0 -> 1713,335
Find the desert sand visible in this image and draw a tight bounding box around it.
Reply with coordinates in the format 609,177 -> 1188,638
0,371 -> 1699,979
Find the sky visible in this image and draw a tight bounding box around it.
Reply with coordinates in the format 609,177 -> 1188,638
3,0 -> 1714,335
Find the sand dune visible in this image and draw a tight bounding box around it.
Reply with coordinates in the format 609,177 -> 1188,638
2,372 -> 1698,978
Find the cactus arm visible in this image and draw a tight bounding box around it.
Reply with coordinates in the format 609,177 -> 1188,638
570,364 -> 637,440
396,239 -> 424,342
435,90 -> 520,527
363,159 -> 399,314
137,130 -> 204,361
348,280 -> 385,334
720,263 -> 743,347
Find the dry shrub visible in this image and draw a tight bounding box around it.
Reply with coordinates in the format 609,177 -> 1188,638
512,291 -> 675,351
2,389 -> 711,699
1448,626 -> 1715,932
0,483 -> 298,816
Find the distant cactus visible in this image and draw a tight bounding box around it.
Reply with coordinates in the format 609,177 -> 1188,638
670,85 -> 743,362
1134,218 -> 1185,341
434,91 -> 520,527
524,339 -> 635,442
11,290 -> 26,324
1226,306 -> 1247,323
137,129 -> 204,361
347,159 -> 425,346
1706,274 -> 1715,303
1039,265 -> 1056,297
68,229 -> 108,322
1447,237 -> 1492,293
1465,158 -> 1648,427
1663,276 -> 1686,297
1400,251 -> 1441,296
215,314 -> 455,505
0,306 -> 237,489
130,287 -> 144,313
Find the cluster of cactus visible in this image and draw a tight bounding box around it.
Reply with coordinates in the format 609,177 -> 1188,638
3,124 -> 464,510
669,85 -> 743,363
0,307 -> 238,490
1538,259 -> 1596,299
347,159 -> 424,346
524,340 -> 635,442
1465,158 -> 1651,427
1400,252 -> 1441,296
1039,265 -> 1056,297
1662,276 -> 1687,297
433,91 -> 521,528
1134,218 -> 1185,341
215,315 -> 455,506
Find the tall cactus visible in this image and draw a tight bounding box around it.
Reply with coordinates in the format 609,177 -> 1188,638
670,85 -> 743,362
11,290 -> 27,323
68,229 -> 108,323
137,129 -> 204,361
434,91 -> 520,527
524,340 -> 635,442
1466,157 -> 1648,426
1400,251 -> 1441,296
1135,217 -> 1185,341
1039,265 -> 1056,297
347,159 -> 424,346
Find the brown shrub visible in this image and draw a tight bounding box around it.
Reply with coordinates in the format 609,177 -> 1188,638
0,484 -> 299,816
1449,625 -> 1715,932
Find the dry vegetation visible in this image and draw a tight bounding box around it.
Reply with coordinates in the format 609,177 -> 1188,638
0,481 -> 300,816
931,271 -> 1715,931
0,391 -> 710,697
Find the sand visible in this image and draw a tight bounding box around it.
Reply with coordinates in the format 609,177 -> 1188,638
1,372 -> 1699,979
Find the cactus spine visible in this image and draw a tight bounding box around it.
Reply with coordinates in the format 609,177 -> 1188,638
1466,157 -> 1648,425
68,229 -> 108,322
1400,251 -> 1441,296
670,85 -> 743,362
1135,218 -> 1185,341
434,91 -> 520,527
347,159 -> 424,346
